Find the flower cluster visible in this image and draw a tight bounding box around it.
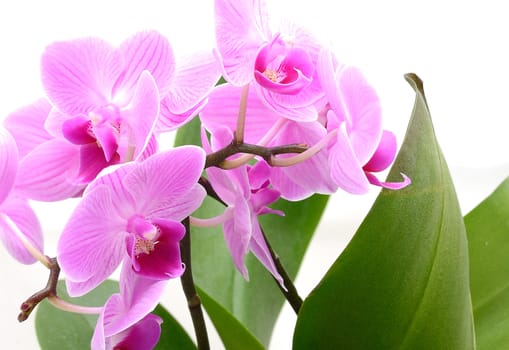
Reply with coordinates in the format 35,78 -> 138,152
0,0 -> 409,349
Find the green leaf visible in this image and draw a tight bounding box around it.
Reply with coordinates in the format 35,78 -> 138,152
197,286 -> 265,350
293,73 -> 475,349
36,280 -> 196,350
466,177 -> 509,349
36,280 -> 118,350
174,119 -> 328,345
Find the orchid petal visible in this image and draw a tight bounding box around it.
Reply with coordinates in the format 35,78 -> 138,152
123,146 -> 205,218
270,166 -> 313,201
16,139 -> 83,201
41,37 -> 122,114
58,185 -> 126,295
329,127 -> 370,194
109,313 -> 162,350
3,99 -> 52,158
62,116 -> 95,145
165,51 -> 221,115
206,167 -> 238,205
214,0 -> 270,85
271,120 -> 337,197
127,218 -> 185,280
0,127 -> 18,204
0,196 -> 43,264
317,47 -> 343,117
200,84 -> 281,144
249,218 -> 284,288
254,84 -> 319,122
365,172 -> 412,190
115,31 -> 175,100
120,71 -> 159,161
338,66 -> 383,164
158,96 -> 206,132
43,107 -> 70,138
77,143 -> 120,185
89,162 -> 137,219
363,130 -> 397,172
223,200 -> 251,279
248,160 -> 271,190
102,262 -> 167,337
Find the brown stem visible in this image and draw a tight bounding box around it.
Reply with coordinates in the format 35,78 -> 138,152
261,228 -> 303,314
18,257 -> 60,322
180,218 -> 210,350
205,141 -> 308,169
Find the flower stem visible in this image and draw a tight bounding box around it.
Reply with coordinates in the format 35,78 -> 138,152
180,218 -> 210,350
18,257 -> 60,322
234,84 -> 250,144
261,228 -> 303,314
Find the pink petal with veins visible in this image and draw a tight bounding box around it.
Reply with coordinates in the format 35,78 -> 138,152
58,185 -> 126,296
0,128 -> 18,204
16,139 -> 83,201
123,146 -> 206,219
120,71 -> 160,161
214,0 -> 270,85
164,51 -> 221,115
328,127 -> 370,194
3,99 -> 52,158
0,196 -> 43,264
115,31 -> 175,101
41,37 -> 122,114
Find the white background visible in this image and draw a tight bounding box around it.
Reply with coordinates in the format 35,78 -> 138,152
1,0 -> 508,349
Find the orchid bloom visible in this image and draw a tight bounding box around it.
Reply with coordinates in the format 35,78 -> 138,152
91,262 -> 166,350
214,0 -> 324,120
13,31 -> 173,201
200,84 -> 336,200
317,48 -> 410,193
0,127 -> 43,264
57,146 -> 206,296
201,128 -> 285,287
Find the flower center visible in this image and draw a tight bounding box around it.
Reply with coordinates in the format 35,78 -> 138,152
134,237 -> 157,256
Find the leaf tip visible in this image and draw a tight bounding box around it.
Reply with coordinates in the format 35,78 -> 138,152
404,73 -> 427,100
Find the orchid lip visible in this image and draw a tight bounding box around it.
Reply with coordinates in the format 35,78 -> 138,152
254,34 -> 314,95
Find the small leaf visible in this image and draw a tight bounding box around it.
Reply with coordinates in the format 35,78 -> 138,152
466,177 -> 509,349
175,117 -> 328,345
197,286 -> 264,350
293,74 -> 475,349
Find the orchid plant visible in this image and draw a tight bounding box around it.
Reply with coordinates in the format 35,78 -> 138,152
1,0 -> 508,349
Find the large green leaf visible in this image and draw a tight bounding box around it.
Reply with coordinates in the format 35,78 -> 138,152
293,74 -> 475,349
197,286 -> 264,350
175,116 -> 328,345
466,177 -> 509,349
35,280 -> 196,349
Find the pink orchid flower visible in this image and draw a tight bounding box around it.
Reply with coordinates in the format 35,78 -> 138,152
317,48 -> 410,193
214,0 -> 324,121
0,127 -> 43,264
57,146 -> 206,296
91,262 -> 166,350
200,84 -> 337,200
14,31 -> 173,201
201,128 -> 285,287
